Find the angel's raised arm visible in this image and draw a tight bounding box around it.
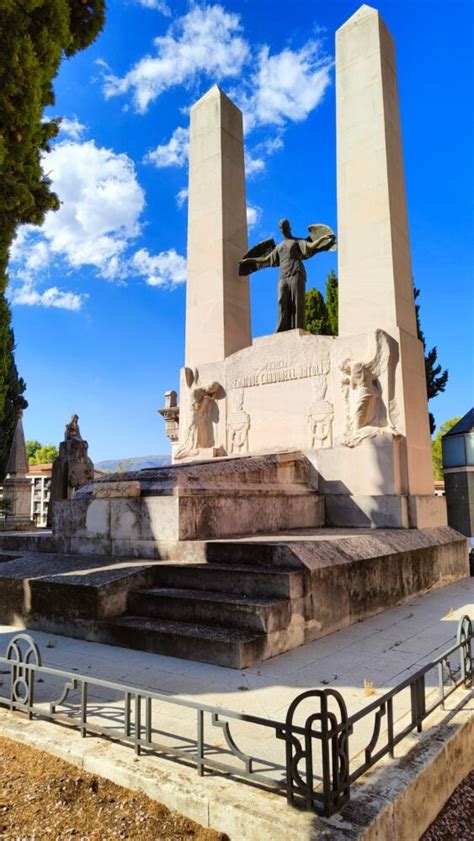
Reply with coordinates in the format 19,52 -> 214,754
303,224 -> 337,258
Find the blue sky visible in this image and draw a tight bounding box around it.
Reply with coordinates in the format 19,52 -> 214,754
8,0 -> 474,462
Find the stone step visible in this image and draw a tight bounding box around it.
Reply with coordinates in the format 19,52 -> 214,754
150,563 -> 305,599
98,615 -> 266,669
128,587 -> 291,633
203,541 -> 304,569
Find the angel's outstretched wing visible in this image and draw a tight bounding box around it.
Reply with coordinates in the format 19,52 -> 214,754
239,238 -> 276,276
365,330 -> 399,431
184,367 -> 200,389
307,224 -> 337,251
365,330 -> 391,380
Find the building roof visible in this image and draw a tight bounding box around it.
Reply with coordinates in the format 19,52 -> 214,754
28,463 -> 53,477
443,408 -> 474,438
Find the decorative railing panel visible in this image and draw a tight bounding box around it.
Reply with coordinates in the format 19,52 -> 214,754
0,616 -> 471,818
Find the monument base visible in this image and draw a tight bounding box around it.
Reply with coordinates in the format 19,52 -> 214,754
2,477 -> 33,528
0,526 -> 468,668
0,452 -> 463,668
53,452 -> 324,552
49,450 -> 450,556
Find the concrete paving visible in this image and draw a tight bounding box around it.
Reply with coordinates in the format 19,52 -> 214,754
0,577 -> 472,839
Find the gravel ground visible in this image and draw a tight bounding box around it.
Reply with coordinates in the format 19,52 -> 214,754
0,735 -> 228,841
421,769 -> 474,840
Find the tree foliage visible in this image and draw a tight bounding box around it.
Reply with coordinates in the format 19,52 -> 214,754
432,416 -> 461,481
26,440 -> 42,461
0,0 -> 106,477
29,443 -> 59,464
414,287 -> 448,435
0,309 -> 27,478
305,287 -> 329,335
304,271 -> 338,337
325,270 -> 338,336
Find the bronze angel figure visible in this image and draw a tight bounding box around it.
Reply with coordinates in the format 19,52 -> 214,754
239,219 -> 337,333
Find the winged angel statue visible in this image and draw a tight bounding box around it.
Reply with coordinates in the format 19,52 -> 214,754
340,330 -> 400,447
175,368 -> 224,459
239,219 -> 337,332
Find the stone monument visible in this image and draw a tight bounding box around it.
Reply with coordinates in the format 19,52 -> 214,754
157,5 -> 447,530
31,6 -> 466,669
2,410 -> 33,528
47,414 -> 94,525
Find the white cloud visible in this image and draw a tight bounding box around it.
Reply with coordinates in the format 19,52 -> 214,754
259,135 -> 284,155
10,282 -> 86,311
134,0 -> 171,14
13,139 -> 145,279
246,204 -> 262,229
132,248 -> 186,288
245,151 -> 265,177
103,5 -> 249,113
9,138 -> 150,308
59,116 -> 87,140
144,126 -> 189,168
241,43 -> 332,132
176,188 -> 188,208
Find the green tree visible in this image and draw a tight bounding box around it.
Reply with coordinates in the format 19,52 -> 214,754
325,270 -> 338,336
305,287 -> 329,335
26,440 -> 42,461
0,318 -> 27,478
414,288 -> 448,435
432,416 -> 461,481
29,443 -> 58,465
0,1 -> 106,472
305,271 -> 338,337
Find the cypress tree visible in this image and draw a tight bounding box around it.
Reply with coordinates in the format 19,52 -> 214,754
0,307 -> 27,478
414,287 -> 448,435
304,286 -> 329,335
0,1 -> 106,478
325,270 -> 338,336
304,271 -> 338,337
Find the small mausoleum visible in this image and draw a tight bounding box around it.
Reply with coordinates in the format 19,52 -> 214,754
442,408 -> 474,542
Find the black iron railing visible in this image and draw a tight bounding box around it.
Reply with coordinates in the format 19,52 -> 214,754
0,615 -> 471,817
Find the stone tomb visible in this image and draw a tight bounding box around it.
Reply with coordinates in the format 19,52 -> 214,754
2,6 -> 468,669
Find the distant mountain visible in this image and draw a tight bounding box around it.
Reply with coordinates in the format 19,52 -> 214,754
95,455 -> 171,473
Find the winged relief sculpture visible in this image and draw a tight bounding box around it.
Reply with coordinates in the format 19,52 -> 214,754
239,219 -> 337,333
340,330 -> 400,447
174,367 -> 224,459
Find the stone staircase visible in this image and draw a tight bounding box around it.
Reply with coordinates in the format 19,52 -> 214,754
98,561 -> 308,669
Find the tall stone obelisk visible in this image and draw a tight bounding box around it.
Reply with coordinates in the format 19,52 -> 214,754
185,85 -> 251,367
3,410 -> 33,527
336,5 -> 435,501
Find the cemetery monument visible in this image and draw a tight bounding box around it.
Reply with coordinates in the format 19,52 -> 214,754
0,5 -> 468,668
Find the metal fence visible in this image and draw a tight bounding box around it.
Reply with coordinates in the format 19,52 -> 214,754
0,615 -> 471,818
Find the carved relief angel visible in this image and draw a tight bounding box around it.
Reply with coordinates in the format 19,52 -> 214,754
340,330 -> 400,447
175,368 -> 224,459
239,219 -> 337,332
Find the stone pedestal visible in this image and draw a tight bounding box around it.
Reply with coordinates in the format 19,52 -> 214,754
48,436 -> 94,526
3,477 -> 32,527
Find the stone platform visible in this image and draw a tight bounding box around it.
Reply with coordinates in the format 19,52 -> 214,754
52,452 -> 324,553
0,526 -> 468,668
0,579 -> 472,840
